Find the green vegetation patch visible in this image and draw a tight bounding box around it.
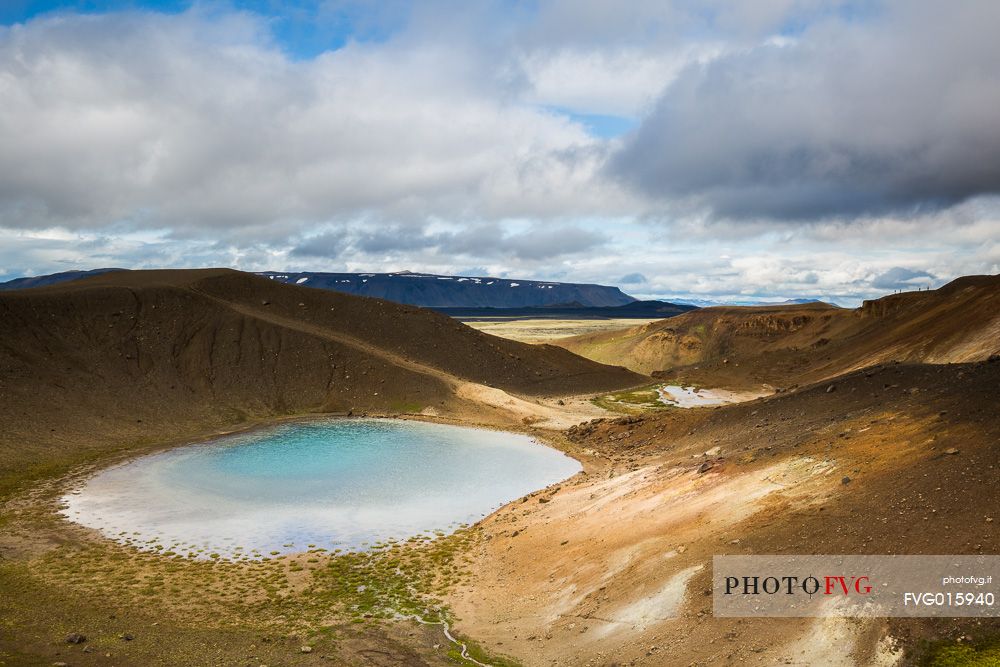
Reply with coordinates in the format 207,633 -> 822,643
16,523 -> 512,665
591,384 -> 670,414
921,637 -> 1000,667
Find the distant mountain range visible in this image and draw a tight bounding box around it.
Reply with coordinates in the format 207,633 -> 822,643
0,268 -> 636,309
0,269 -> 844,312
256,271 -> 636,308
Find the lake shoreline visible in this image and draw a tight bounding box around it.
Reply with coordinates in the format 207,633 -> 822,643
61,416 -> 581,560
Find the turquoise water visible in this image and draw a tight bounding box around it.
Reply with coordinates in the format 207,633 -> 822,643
62,418 -> 580,558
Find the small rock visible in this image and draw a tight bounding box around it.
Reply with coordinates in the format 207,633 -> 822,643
697,462 -> 713,474
841,476 -> 851,485
538,497 -> 550,503
260,300 -> 270,306
300,645 -> 313,654
53,663 -> 68,667
65,633 -> 86,644
120,633 -> 134,641
825,384 -> 836,393
944,448 -> 959,455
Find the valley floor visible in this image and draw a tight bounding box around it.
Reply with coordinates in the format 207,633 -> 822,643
461,318 -> 659,344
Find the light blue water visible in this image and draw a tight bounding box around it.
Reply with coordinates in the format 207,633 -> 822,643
63,418 -> 580,558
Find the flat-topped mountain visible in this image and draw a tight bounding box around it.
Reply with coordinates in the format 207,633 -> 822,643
256,271 -> 637,308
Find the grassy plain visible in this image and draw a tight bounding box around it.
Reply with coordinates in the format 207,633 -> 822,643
460,318 -> 658,344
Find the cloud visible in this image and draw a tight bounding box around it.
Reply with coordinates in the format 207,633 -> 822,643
352,226 -> 437,254
290,232 -> 344,258
518,46 -> 720,118
437,224 -> 605,261
355,222 -> 606,261
287,221 -> 605,264
619,272 -> 647,284
611,0 -> 1000,220
0,8 -> 633,234
870,266 -> 935,290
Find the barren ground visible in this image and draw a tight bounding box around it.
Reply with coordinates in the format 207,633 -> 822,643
462,318 -> 659,344
446,361 -> 1000,666
1,271 -> 998,666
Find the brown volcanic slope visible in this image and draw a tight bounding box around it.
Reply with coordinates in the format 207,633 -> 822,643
557,275 -> 1000,386
449,359 -> 1000,666
0,268 -> 643,492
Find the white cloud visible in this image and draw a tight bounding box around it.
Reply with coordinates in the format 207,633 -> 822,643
613,0 -> 1000,219
518,45 -> 723,118
0,9 -> 636,235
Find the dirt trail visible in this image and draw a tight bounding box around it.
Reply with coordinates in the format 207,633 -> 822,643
192,286 -> 464,389
403,614 -> 491,667
202,289 -> 619,430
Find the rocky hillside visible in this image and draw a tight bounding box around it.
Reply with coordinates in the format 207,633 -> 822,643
0,269 -> 644,492
557,275 -> 1000,386
450,359 -> 1000,666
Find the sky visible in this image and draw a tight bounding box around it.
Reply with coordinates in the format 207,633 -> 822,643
1,0 -> 998,305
